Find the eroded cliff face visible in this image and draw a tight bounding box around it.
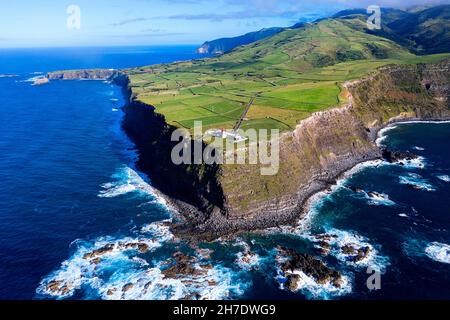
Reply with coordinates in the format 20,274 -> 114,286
348,60 -> 450,132
47,69 -> 122,81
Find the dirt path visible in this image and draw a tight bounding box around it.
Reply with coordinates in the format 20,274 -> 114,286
233,97 -> 254,132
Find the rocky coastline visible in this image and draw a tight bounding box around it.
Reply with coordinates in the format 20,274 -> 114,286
46,59 -> 450,241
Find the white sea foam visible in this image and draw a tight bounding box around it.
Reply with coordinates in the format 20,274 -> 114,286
376,119 -> 450,149
37,218 -> 249,300
359,191 -> 396,206
425,242 -> 450,264
112,108 -> 119,112
399,173 -> 436,191
376,125 -> 398,146
140,220 -> 174,242
278,270 -> 352,300
392,120 -> 450,125
322,228 -> 389,271
413,146 -> 425,151
233,239 -> 260,270
98,261 -> 247,300
36,233 -> 165,299
437,175 -> 450,183
98,166 -> 167,206
400,156 -> 427,169
22,75 -> 46,83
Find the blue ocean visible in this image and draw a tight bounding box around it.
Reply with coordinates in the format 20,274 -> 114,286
0,46 -> 449,300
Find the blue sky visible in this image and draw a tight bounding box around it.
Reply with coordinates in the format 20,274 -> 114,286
0,0 -> 448,48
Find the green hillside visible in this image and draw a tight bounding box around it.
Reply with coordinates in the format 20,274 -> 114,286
126,15 -> 449,133
387,5 -> 450,54
334,5 -> 450,55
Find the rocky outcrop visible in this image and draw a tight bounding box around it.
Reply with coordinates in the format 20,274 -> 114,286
277,247 -> 344,290
47,69 -> 123,81
381,149 -> 418,163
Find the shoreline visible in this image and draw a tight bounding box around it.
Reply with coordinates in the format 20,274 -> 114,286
299,118 -> 450,232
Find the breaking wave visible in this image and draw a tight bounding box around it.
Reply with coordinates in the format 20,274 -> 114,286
399,173 -> 436,191
354,190 -> 396,206
98,166 -> 167,207
437,175 -> 450,183
425,242 -> 450,264
376,125 -> 398,147
36,220 -> 250,300
312,228 -> 390,272
233,240 -> 261,270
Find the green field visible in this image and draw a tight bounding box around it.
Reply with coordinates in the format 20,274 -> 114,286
125,18 -> 450,133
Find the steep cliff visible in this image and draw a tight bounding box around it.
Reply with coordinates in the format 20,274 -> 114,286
47,69 -> 122,81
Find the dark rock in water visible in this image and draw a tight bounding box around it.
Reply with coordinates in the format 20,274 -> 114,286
144,282 -> 152,290
183,292 -> 201,300
318,241 -> 331,250
123,242 -> 150,253
285,274 -> 301,291
405,183 -> 423,190
83,244 -> 115,259
382,149 -> 418,163
314,234 -> 337,242
173,251 -> 195,263
355,247 -> 372,262
162,253 -> 205,279
317,241 -> 332,256
162,263 -> 196,279
47,280 -> 70,295
278,247 -> 342,289
82,241 -> 150,260
122,283 -> 134,292
342,244 -> 357,255
107,288 -> 117,296
367,191 -> 383,199
332,276 -> 344,288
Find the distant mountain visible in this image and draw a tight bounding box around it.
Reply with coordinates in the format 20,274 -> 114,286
196,22 -> 308,55
387,5 -> 450,54
334,5 -> 450,54
203,17 -> 413,72
197,27 -> 285,55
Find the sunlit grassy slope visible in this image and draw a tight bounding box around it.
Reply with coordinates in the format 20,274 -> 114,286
126,18 -> 450,132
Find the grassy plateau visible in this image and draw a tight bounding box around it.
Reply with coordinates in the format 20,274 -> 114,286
125,17 -> 450,134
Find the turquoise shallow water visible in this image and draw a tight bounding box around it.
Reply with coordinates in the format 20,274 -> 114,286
0,47 -> 449,300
